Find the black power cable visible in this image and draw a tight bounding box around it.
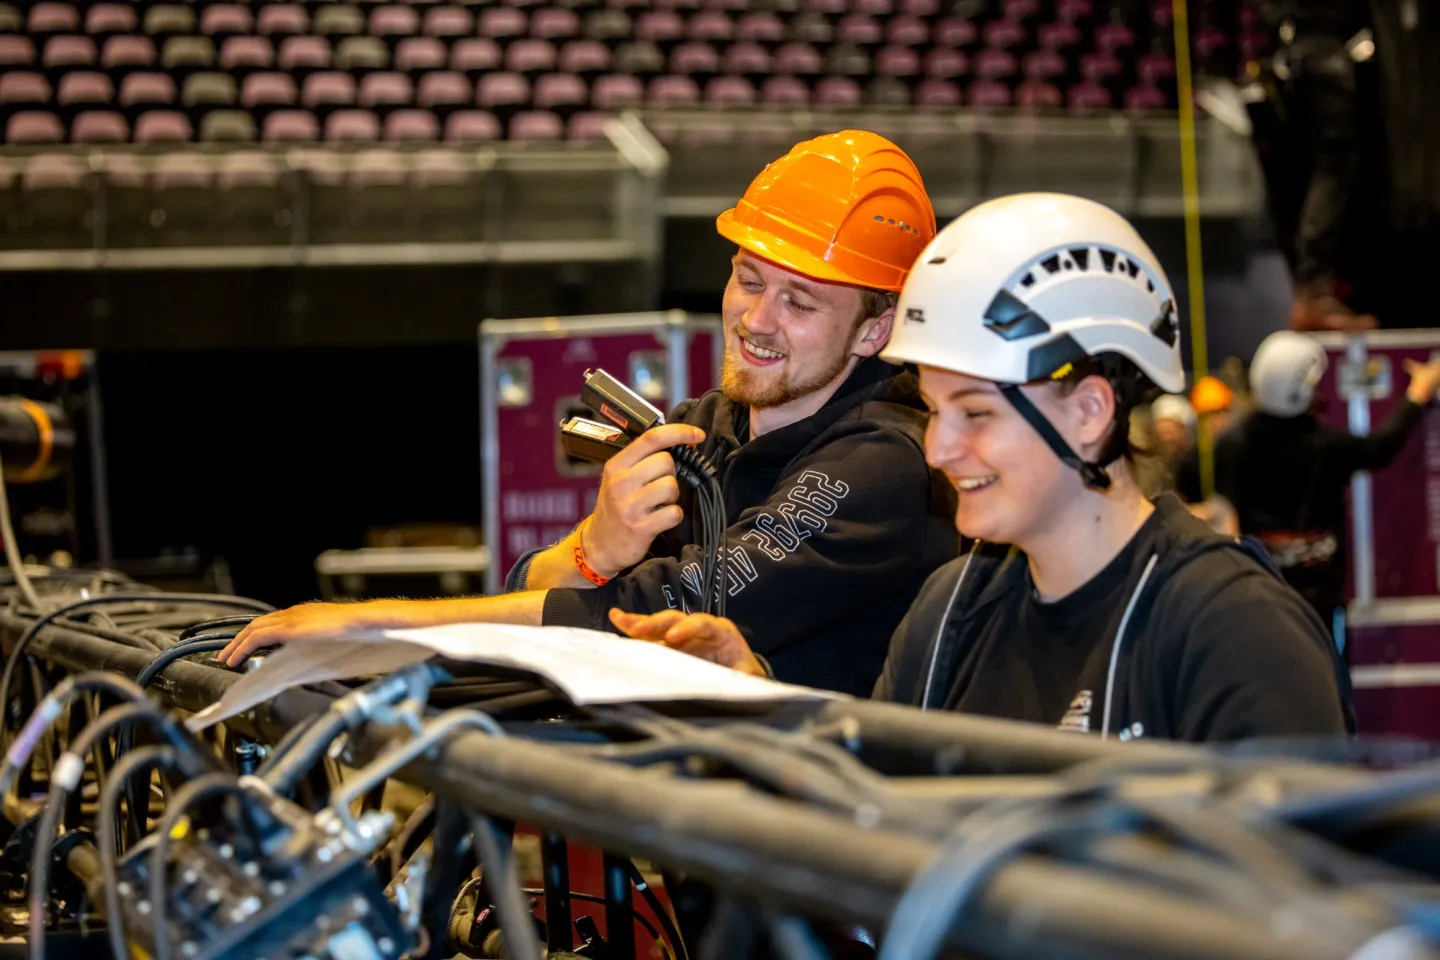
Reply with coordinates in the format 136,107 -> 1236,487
98,746 -> 179,960
27,700 -> 205,960
0,593 -> 271,753
135,636 -> 235,690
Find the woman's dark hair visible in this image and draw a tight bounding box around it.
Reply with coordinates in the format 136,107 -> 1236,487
1052,352 -> 1160,469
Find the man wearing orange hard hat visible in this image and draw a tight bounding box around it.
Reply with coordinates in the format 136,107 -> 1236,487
219,131 -> 959,697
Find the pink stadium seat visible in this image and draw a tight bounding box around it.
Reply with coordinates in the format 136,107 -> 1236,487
85,4 -> 136,36
416,71 -> 471,109
71,109 -> 128,141
324,108 -> 380,141
423,5 -> 472,37
509,109 -> 563,141
6,111 -> 65,143
220,36 -> 276,72
814,75 -> 861,107
591,73 -> 643,109
133,109 -> 192,141
301,72 -> 357,108
118,71 -> 175,108
261,108 -> 320,141
444,109 -> 501,141
258,5 -> 310,36
278,36 -> 332,72
384,108 -> 439,140
56,70 -> 113,106
43,35 -> 96,69
201,4 -> 253,37
759,75 -> 809,107
476,71 -> 530,109
241,72 -> 299,108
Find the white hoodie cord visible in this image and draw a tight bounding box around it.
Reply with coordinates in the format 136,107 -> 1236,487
920,542 -> 982,711
1101,552 -> 1159,740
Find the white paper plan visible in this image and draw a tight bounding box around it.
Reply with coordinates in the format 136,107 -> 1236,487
186,622 -> 836,731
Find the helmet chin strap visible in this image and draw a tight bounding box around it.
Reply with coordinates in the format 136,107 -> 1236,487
998,384 -> 1113,491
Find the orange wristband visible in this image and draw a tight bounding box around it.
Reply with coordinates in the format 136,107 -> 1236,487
573,521 -> 612,586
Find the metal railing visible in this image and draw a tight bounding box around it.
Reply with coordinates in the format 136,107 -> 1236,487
0,113 -> 667,271
648,109 -> 1264,220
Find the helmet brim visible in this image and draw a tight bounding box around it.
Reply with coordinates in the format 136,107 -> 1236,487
716,208 -> 903,292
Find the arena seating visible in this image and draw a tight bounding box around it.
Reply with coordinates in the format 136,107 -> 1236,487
0,0 -> 1262,144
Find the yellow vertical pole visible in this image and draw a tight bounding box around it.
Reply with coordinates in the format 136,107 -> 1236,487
1172,0 -> 1214,499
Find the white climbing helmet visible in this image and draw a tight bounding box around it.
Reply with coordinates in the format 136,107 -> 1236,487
883,193 -> 1185,489
1151,393 -> 1197,432
1249,330 -> 1327,417
884,193 -> 1183,391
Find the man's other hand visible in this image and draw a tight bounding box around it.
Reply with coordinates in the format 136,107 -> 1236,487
585,423 -> 706,576
218,601 -> 388,667
608,608 -> 767,677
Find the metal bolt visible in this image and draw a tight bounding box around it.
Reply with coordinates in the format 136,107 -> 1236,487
242,862 -> 260,878
181,869 -> 198,885
315,915 -> 331,933
316,846 -> 333,863
351,897 -> 369,917
206,888 -> 223,904
239,896 -> 262,918
181,943 -> 198,958
116,882 -> 132,897
376,937 -> 395,955
217,843 -> 234,859
136,901 -> 151,916
268,881 -> 287,896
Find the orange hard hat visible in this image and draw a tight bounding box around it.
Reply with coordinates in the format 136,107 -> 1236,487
1191,376 -> 1235,415
716,130 -> 936,293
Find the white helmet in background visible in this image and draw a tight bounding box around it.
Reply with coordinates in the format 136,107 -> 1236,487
1250,331 -> 1327,417
1151,393 -> 1197,432
883,193 -> 1184,488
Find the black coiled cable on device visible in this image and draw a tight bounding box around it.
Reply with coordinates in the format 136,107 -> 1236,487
672,446 -> 727,619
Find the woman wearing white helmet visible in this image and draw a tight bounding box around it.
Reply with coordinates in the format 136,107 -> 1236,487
611,194 -> 1352,742
1203,330 -> 1440,635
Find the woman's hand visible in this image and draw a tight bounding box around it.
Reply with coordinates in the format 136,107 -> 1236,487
608,608 -> 768,678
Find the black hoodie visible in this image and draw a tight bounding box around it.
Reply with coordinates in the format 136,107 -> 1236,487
1179,401 -> 1424,622
526,357 -> 959,697
873,496 -> 1352,743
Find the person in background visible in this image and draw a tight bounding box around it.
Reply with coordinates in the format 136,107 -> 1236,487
1151,393 -> 1197,463
1174,375 -> 1240,503
613,194 -> 1351,744
1206,330 -> 1440,634
1191,375 -> 1237,438
220,131 -> 960,697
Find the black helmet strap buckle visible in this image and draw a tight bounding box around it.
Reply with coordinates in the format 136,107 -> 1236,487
999,383 -> 1113,491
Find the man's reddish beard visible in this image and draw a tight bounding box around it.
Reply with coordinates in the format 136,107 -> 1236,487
720,325 -> 856,409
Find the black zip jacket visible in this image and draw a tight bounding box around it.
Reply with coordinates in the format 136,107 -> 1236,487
523,357 -> 959,697
1183,402 -> 1424,619
873,496 -> 1352,743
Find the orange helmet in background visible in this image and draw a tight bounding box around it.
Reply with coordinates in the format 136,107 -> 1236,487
716,130 -> 936,293
1191,376 -> 1235,416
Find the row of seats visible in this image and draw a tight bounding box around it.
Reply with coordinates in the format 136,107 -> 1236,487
3,71 -> 1171,147
6,0 -> 1217,30
0,17 -> 1214,60
0,47 -> 1182,107
6,147 -> 500,189
2,3 -> 1206,45
4,105 -> 605,140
